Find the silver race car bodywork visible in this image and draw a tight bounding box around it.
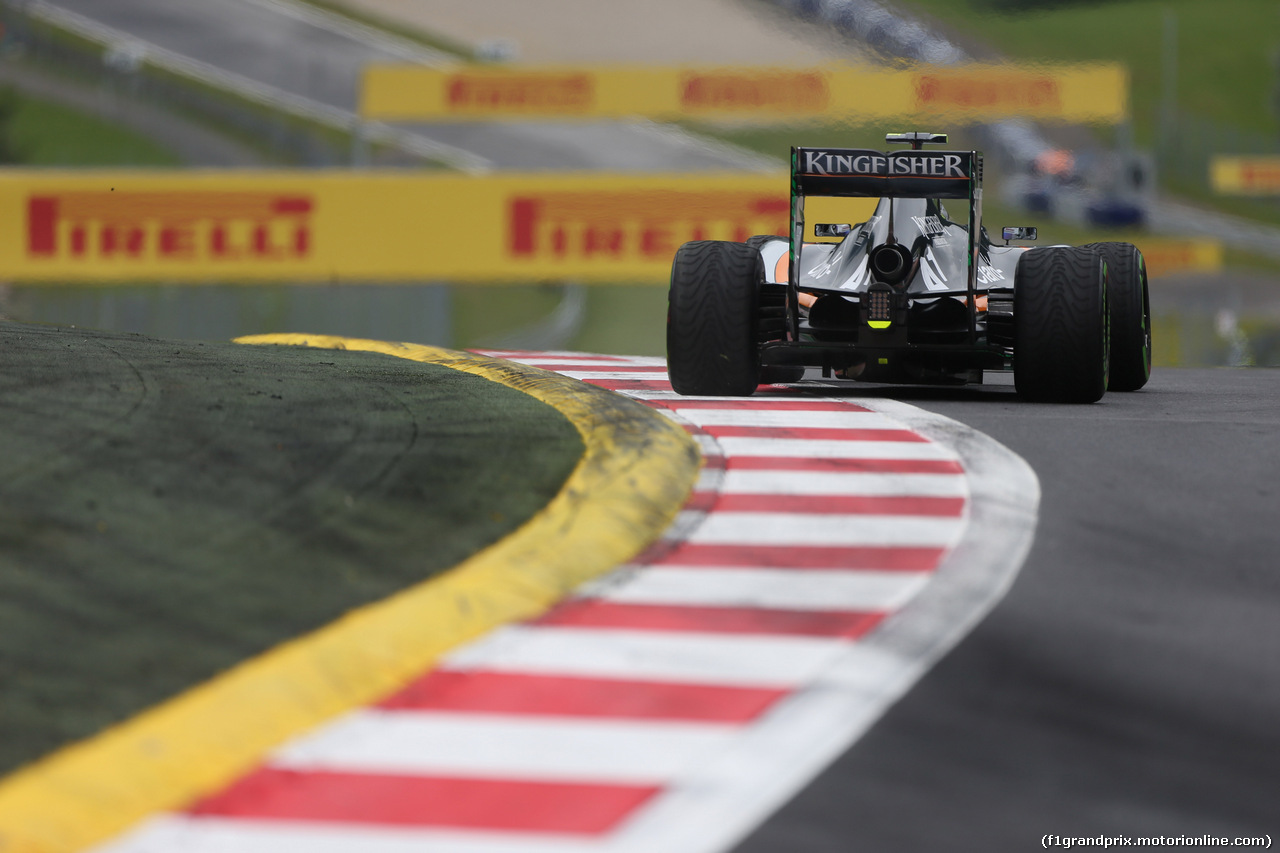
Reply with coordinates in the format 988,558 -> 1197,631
666,132 -> 1152,402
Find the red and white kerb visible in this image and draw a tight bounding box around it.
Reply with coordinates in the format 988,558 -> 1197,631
93,353 -> 970,853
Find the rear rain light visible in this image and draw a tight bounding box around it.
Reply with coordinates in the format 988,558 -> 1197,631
867,290 -> 892,324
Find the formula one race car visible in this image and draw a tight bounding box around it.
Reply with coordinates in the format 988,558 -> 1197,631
666,132 -> 1151,402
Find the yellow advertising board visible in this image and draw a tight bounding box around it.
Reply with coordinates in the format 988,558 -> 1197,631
0,171 -> 1209,284
1134,239 -> 1223,278
0,170 -> 818,283
361,62 -> 1128,124
1210,156 -> 1280,195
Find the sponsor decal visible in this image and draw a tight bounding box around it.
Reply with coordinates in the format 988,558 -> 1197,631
800,151 -> 969,179
837,253 -> 869,290
919,245 -> 950,291
914,73 -> 1061,112
807,249 -> 840,280
680,72 -> 828,111
26,192 -> 313,262
446,72 -> 594,113
976,265 -> 1005,285
911,215 -> 946,237
507,191 -> 787,261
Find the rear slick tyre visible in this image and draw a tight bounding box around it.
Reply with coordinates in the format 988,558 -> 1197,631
1083,241 -> 1152,391
667,240 -> 763,396
1014,246 -> 1109,403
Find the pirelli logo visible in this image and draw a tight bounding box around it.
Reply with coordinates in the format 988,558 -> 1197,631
1211,157 -> 1280,195
360,62 -> 1125,123
1238,161 -> 1280,192
508,191 -> 787,261
914,72 -> 1061,112
1137,240 -> 1223,277
26,191 -> 314,262
679,72 -> 828,112
446,72 -> 594,113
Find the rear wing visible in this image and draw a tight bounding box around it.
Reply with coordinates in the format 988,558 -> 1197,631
790,147 -> 981,199
784,146 -> 985,343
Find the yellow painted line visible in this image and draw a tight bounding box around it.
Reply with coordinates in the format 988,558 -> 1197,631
0,335 -> 701,853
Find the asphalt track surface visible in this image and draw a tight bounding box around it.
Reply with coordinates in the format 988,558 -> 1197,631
736,368 -> 1280,850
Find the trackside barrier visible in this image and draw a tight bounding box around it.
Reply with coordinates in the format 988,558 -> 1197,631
359,62 -> 1129,124
0,171 -> 1214,284
0,170 -> 817,283
1210,157 -> 1280,195
1134,239 -> 1223,277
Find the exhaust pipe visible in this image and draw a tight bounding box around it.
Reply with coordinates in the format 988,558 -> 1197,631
869,242 -> 913,285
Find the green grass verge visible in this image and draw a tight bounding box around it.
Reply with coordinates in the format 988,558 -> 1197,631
1,86 -> 182,166
893,0 -> 1280,225
450,283 -> 570,347
0,322 -> 584,774
448,283 -> 670,358
897,0 -> 1280,141
572,285 -> 669,357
